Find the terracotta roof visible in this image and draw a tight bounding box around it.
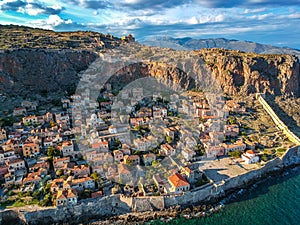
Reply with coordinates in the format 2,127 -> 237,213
62,141 -> 73,146
124,155 -> 139,160
168,173 -> 189,188
184,167 -> 191,174
72,177 -> 93,184
56,190 -> 67,200
23,142 -> 39,147
91,191 -> 103,198
91,141 -> 108,149
118,164 -> 130,175
246,150 -> 256,155
23,176 -> 41,183
67,189 -> 77,198
51,178 -> 65,187
8,158 -> 24,164
54,157 -> 70,163
143,153 -> 155,159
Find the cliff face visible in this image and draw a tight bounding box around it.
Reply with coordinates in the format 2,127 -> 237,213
0,49 -> 98,97
0,47 -> 299,103
106,62 -> 195,91
197,49 -> 300,96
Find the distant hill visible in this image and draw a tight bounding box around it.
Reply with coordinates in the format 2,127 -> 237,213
141,36 -> 300,57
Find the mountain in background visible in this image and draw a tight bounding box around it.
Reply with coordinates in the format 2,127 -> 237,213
141,36 -> 300,57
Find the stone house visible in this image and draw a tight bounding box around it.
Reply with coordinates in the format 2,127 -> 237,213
221,141 -> 246,154
57,141 -> 74,157
182,166 -> 195,184
160,143 -> 176,156
205,145 -> 225,158
124,155 -> 140,166
13,107 -> 27,116
113,150 -> 124,162
6,158 -> 26,175
72,165 -> 90,178
22,115 -> 38,124
43,138 -> 54,148
153,174 -> 166,193
71,177 -> 95,191
118,164 -> 132,184
168,173 -> 190,194
21,101 -> 37,111
0,129 -> 7,141
181,148 -> 196,161
51,178 -> 65,193
142,153 -> 156,166
224,124 -> 239,137
56,188 -> 78,206
53,157 -> 70,170
23,173 -> 42,185
22,142 -> 40,157
29,161 -> 49,173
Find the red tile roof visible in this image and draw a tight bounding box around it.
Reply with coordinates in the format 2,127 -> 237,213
168,173 -> 189,188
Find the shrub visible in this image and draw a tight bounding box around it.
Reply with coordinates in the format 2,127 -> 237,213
228,151 -> 242,158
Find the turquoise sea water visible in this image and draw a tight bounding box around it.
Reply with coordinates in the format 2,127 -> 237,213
151,168 -> 300,225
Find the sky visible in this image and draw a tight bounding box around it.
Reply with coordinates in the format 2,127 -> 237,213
0,0 -> 300,49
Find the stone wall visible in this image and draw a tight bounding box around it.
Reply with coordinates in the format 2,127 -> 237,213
257,94 -> 300,145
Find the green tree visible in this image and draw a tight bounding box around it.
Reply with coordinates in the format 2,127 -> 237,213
152,160 -> 159,167
228,150 -> 242,158
91,173 -> 100,183
166,135 -> 173,144
56,169 -> 63,177
38,193 -> 52,207
47,146 -> 60,158
227,116 -> 237,125
194,144 -> 205,156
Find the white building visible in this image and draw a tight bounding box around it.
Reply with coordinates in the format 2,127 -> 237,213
242,150 -> 259,164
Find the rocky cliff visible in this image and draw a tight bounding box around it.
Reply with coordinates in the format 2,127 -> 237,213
0,49 -> 98,108
103,46 -> 300,96
0,46 -> 299,107
197,49 -> 300,95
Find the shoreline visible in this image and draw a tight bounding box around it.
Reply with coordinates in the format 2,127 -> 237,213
1,147 -> 299,225
89,164 -> 300,225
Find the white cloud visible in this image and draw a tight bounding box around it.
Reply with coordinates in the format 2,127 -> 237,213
187,16 -> 199,25
27,15 -> 72,30
244,8 -> 267,14
186,14 -> 226,25
18,4 -> 44,16
288,13 -> 300,19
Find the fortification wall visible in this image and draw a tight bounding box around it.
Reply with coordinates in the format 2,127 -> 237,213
258,94 -> 300,145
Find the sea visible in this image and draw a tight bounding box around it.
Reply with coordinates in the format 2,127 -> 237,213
149,167 -> 300,225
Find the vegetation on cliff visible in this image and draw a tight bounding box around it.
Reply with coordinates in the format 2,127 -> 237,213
0,25 -> 121,50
